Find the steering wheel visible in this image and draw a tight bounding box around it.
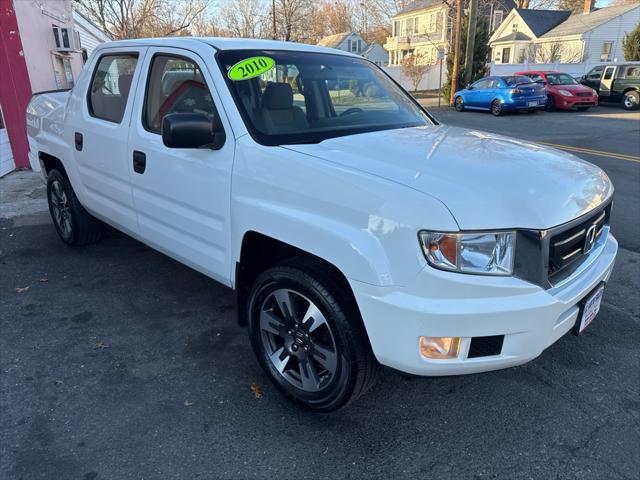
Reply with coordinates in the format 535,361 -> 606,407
339,107 -> 364,117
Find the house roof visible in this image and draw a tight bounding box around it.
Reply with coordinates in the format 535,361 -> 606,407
396,0 -> 516,16
540,4 -> 640,38
515,9 -> 572,37
317,32 -> 352,48
492,31 -> 532,43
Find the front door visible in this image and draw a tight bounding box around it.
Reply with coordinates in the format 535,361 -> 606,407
127,47 -> 235,284
599,66 -> 616,98
73,47 -> 146,235
583,66 -> 604,91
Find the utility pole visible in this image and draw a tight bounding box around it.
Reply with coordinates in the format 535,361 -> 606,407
463,0 -> 478,86
272,0 -> 277,40
449,0 -> 463,105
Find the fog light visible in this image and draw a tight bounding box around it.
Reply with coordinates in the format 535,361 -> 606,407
419,336 -> 461,359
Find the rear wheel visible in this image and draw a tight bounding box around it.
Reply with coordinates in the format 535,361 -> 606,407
46,169 -> 101,245
247,261 -> 379,412
622,91 -> 639,110
491,100 -> 503,116
454,96 -> 465,112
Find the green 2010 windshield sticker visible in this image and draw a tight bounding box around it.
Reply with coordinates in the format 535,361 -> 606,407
228,56 -> 275,80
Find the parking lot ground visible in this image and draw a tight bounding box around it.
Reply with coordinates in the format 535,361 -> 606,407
1,107 -> 639,480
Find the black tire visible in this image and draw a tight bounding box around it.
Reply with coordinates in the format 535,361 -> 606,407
577,106 -> 590,111
454,96 -> 464,112
622,90 -> 639,110
46,169 -> 101,245
545,95 -> 556,111
491,100 -> 503,116
247,260 -> 379,412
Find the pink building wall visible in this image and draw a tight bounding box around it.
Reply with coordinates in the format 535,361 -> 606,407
0,0 -> 32,169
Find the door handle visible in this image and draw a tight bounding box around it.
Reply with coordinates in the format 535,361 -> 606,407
74,132 -> 83,151
133,150 -> 146,174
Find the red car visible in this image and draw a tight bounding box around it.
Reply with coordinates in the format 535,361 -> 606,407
516,70 -> 599,111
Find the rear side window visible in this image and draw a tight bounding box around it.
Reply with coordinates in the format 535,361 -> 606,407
625,66 -> 640,79
88,54 -> 139,123
143,55 -> 218,133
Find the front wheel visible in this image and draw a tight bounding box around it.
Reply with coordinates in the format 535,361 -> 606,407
491,100 -> 503,116
454,96 -> 465,112
545,95 -> 556,111
247,261 -> 379,412
46,169 -> 101,245
622,91 -> 639,110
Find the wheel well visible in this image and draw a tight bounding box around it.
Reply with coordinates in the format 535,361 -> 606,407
39,152 -> 66,177
235,231 -> 358,327
622,88 -> 639,95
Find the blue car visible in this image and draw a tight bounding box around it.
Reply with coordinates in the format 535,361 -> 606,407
454,75 -> 547,116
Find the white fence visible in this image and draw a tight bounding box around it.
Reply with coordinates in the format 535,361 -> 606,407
489,61 -> 602,78
382,64 -> 447,92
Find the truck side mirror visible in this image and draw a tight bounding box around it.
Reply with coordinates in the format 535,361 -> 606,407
162,112 -> 226,150
466,84 -> 472,90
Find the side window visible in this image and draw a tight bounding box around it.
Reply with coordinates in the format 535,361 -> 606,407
144,55 -> 217,133
472,79 -> 490,89
625,66 -> 640,79
603,67 -> 614,80
587,67 -> 603,80
88,54 -> 138,123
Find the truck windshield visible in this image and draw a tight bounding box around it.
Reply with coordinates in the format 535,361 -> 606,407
217,50 -> 433,145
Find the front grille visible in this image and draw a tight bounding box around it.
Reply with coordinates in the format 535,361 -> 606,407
576,92 -> 592,97
547,208 -> 609,279
468,335 -> 504,358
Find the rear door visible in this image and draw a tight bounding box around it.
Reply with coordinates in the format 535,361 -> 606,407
74,47 -> 146,234
127,47 -> 235,284
600,66 -> 616,98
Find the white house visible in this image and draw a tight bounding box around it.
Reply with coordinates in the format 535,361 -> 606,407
73,10 -> 111,63
489,3 -> 640,67
317,31 -> 368,55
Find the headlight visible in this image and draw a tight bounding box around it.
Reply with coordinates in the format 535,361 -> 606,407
558,89 -> 573,97
419,231 -> 516,276
592,89 -> 598,96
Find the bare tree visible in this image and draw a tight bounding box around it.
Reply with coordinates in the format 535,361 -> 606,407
309,1 -> 354,44
274,0 -> 314,42
76,0 -> 209,39
533,41 -> 583,63
219,0 -> 269,38
401,53 -> 430,92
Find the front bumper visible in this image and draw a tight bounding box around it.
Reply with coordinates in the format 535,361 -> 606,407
351,232 -> 617,376
554,94 -> 598,110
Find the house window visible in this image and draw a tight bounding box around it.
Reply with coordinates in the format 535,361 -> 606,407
517,48 -> 526,63
393,20 -> 400,37
414,16 -> 420,34
601,41 -> 613,61
492,11 -> 503,32
429,12 -> 437,33
406,18 -> 413,36
501,47 -> 511,64
512,23 -> 518,33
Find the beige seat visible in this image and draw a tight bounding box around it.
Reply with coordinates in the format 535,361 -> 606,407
259,83 -> 307,134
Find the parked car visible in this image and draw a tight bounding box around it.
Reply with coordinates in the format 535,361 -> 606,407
26,38 -> 617,411
454,75 -> 547,116
517,70 -> 598,111
580,63 -> 640,110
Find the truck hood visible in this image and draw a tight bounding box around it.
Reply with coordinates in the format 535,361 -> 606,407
283,125 -> 612,230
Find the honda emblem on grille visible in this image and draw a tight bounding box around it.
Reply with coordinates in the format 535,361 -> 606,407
584,224 -> 597,253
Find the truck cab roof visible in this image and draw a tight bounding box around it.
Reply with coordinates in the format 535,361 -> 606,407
93,37 -> 359,57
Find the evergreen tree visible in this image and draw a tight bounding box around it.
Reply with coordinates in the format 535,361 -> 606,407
444,16 -> 490,100
623,23 -> 640,61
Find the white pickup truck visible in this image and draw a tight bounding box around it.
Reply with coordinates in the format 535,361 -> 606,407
27,38 -> 617,411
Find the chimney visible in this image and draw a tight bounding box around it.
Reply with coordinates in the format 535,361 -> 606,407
583,0 -> 595,14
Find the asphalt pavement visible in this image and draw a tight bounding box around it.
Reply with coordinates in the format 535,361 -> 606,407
1,106 -> 639,480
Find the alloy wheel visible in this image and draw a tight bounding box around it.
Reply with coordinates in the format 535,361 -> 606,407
259,288 -> 338,392
624,93 -> 638,109
50,179 -> 73,237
